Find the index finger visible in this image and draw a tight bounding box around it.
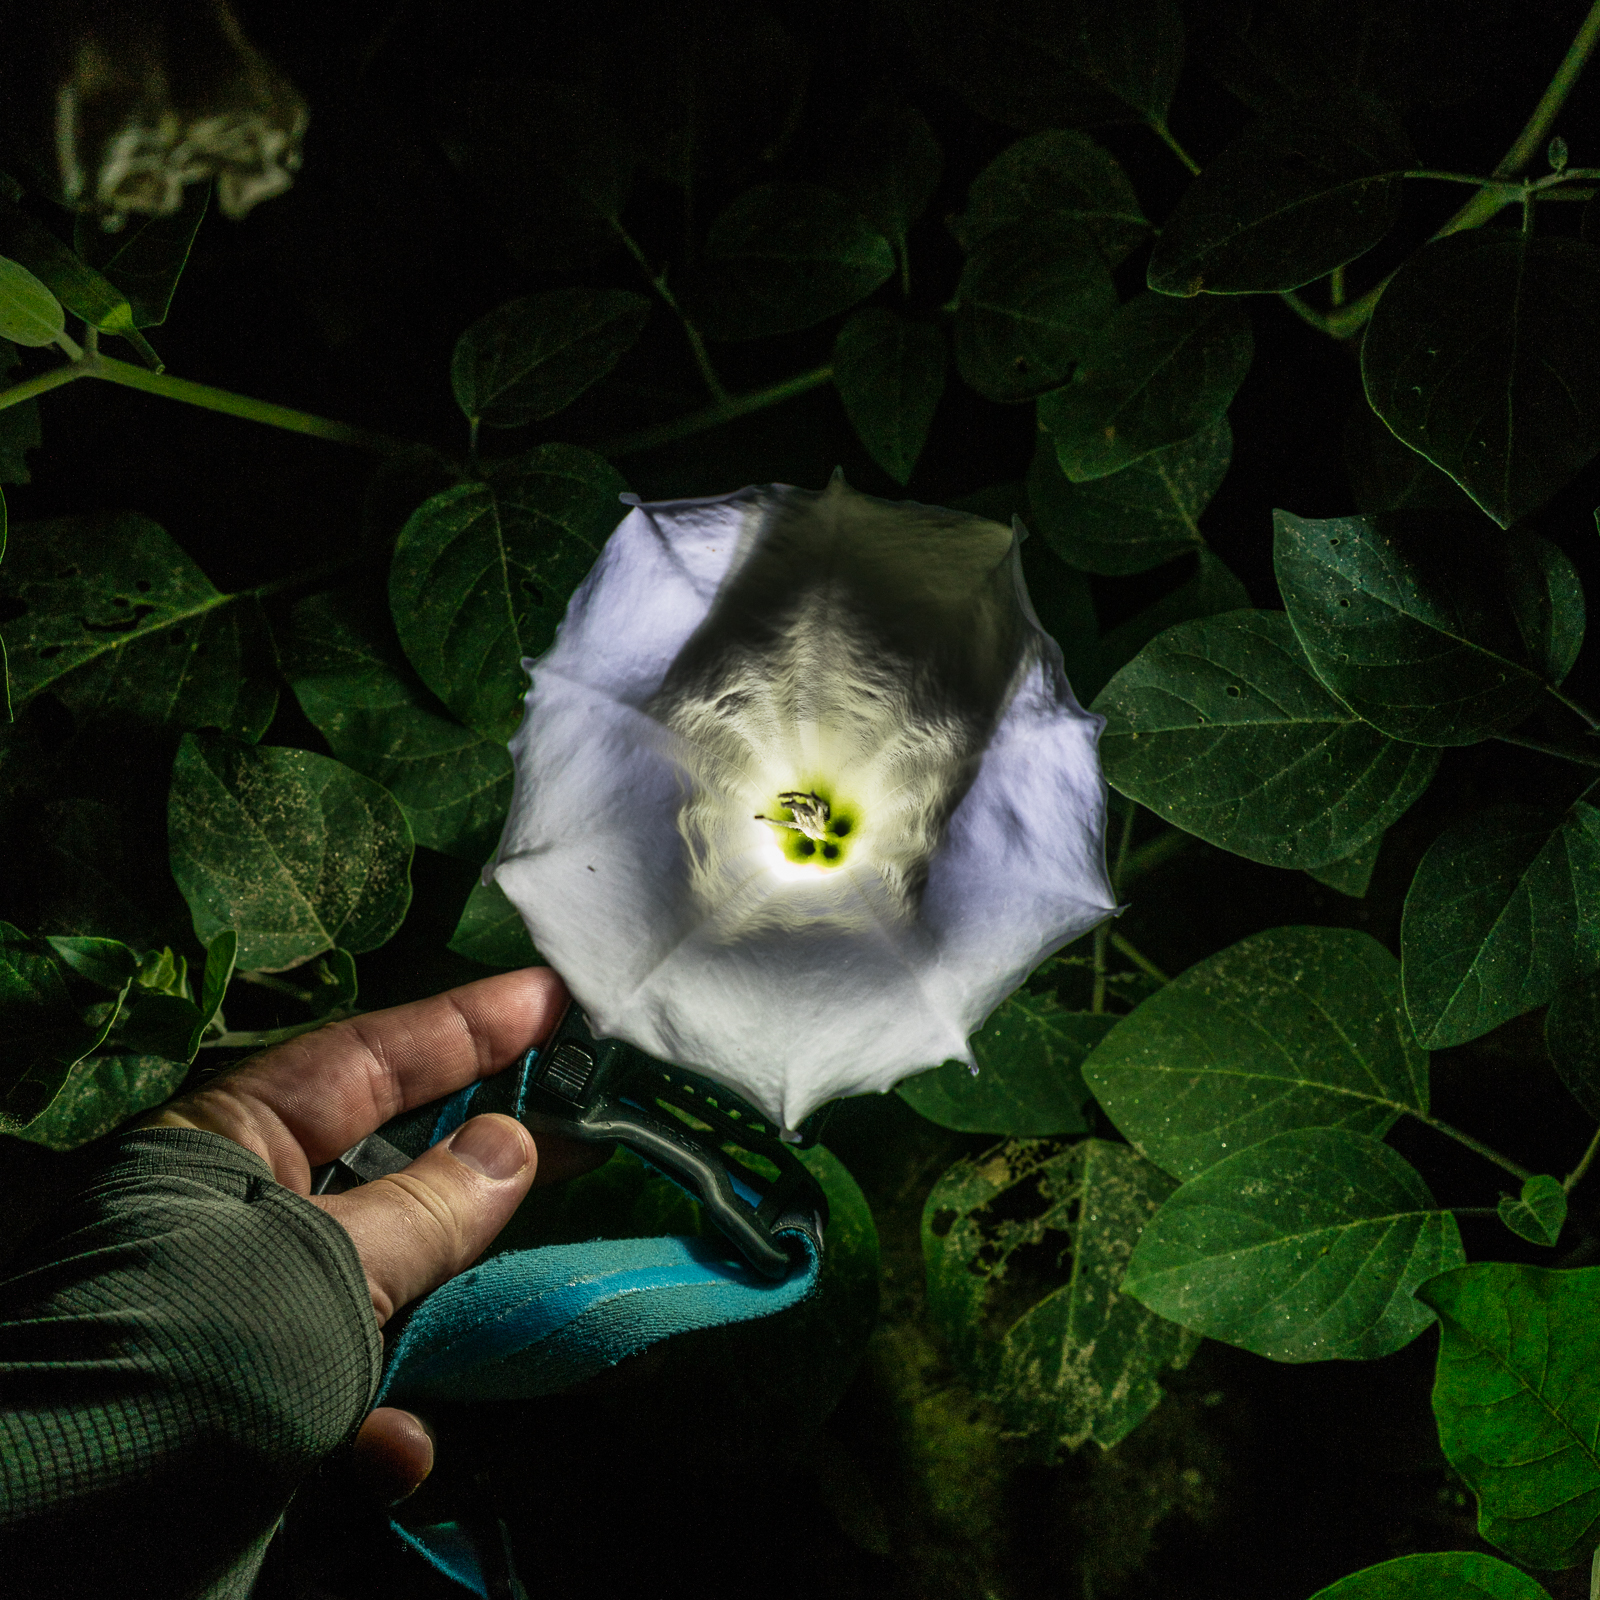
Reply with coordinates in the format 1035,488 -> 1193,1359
151,968 -> 569,1181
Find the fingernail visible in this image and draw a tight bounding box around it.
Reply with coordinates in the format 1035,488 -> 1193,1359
447,1115 -> 530,1180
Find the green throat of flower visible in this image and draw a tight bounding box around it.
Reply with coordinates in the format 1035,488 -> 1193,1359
756,788 -> 858,867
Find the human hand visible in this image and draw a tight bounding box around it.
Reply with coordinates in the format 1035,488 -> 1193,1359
139,966 -> 601,1501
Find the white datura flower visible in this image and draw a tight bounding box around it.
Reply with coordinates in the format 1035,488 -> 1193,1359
490,476 -> 1117,1133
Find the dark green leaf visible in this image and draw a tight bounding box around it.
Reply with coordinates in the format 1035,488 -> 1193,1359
1039,294 -> 1253,481
1362,233 -> 1600,527
0,256 -> 63,346
1083,926 -> 1426,1181
1308,1550 -> 1554,1600
448,878 -> 540,969
283,590 -> 513,861
1308,832 -> 1383,899
44,935 -> 139,990
1418,1263 -> 1600,1569
190,929 -> 236,1052
1544,968 -> 1600,1119
1124,1127 -> 1463,1361
390,446 -> 626,743
115,990 -> 204,1062
1497,1175 -> 1566,1248
832,309 -> 946,485
0,512 -> 277,738
12,1052 -> 190,1152
1092,609 -> 1440,869
952,130 -> 1149,266
0,202 -> 141,341
899,993 -> 1114,1136
687,184 -> 895,342
1400,803 -> 1600,1050
913,0 -> 1185,130
953,219 -> 1117,403
434,81 -> 632,271
1028,418 -> 1230,575
0,339 -> 41,484
1343,400 -> 1479,515
923,1137 -> 1199,1453
451,289 -> 650,428
1147,93 -> 1412,296
75,181 -> 209,326
830,106 -> 942,269
0,922 -> 125,1133
168,733 -> 414,973
1017,531 -> 1101,697
1274,511 -> 1574,745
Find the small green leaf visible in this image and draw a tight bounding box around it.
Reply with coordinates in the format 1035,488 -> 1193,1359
687,184 -> 895,341
282,590 -> 513,862
1083,926 -> 1427,1181
832,309 -> 946,485
0,922 -> 125,1133
923,1137 -> 1199,1454
1307,1550 -> 1555,1600
830,106 -> 942,269
1124,1127 -> 1464,1362
115,990 -> 205,1063
451,289 -> 651,428
1092,609 -> 1440,869
1544,968 -> 1600,1119
0,512 -> 277,738
1147,92 -> 1411,296
0,339 -> 41,484
1418,1262 -> 1600,1569
0,202 -> 140,338
13,1052 -> 190,1152
1362,233 -> 1600,527
1039,293 -> 1253,481
75,180 -> 209,326
1400,803 -> 1600,1050
952,129 -> 1149,266
44,935 -> 139,990
0,255 -> 64,346
168,733 -> 414,973
448,878 -> 541,969
390,446 -> 627,743
1498,1175 -> 1566,1248
899,993 -> 1114,1136
1028,417 -> 1230,575
190,930 -> 237,1054
1274,511 -> 1575,745
953,218 -> 1117,402
1307,832 -> 1383,899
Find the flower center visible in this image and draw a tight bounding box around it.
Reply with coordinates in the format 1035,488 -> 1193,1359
755,788 -> 857,866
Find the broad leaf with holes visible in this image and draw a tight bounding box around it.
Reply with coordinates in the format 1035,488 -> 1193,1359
1362,233 -> 1600,526
953,219 -> 1116,403
0,512 -> 276,738
14,1052 -> 191,1151
451,289 -> 650,428
283,591 -> 513,861
449,878 -> 541,969
168,734 -> 413,972
1039,293 -> 1253,481
1028,418 -> 1229,575
1275,511 -> 1582,745
1083,926 -> 1427,1180
899,993 -> 1113,1136
832,309 -> 946,485
1418,1263 -> 1600,1569
1092,610 -> 1439,868
1147,92 -> 1412,296
687,185 -> 894,341
1400,804 -> 1600,1050
924,1137 -> 1199,1453
390,446 -> 627,743
952,129 -> 1148,266
1125,1127 -> 1463,1361
1309,1551 -> 1555,1600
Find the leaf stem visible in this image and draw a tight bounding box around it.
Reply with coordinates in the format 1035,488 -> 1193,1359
1091,924 -> 1109,1014
1111,793 -> 1138,894
612,219 -> 730,405
238,970 -> 318,1003
1563,1124 -> 1600,1193
1119,825 -> 1195,883
1547,683 -> 1600,732
1494,729 -> 1600,767
201,1012 -> 360,1051
1148,119 -> 1201,176
1409,1110 -> 1534,1182
595,364 -> 833,458
1109,932 -> 1170,984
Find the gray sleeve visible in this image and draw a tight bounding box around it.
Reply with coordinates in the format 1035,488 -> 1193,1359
0,1127 -> 382,1599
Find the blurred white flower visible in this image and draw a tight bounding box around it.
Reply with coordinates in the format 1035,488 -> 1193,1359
491,476 -> 1116,1132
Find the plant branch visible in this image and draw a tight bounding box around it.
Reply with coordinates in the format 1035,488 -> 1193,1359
612,220 -> 730,405
1494,730 -> 1600,767
201,1012 -> 360,1051
1148,119 -> 1201,176
1547,684 -> 1600,732
1409,1110 -> 1534,1182
595,365 -> 833,458
1091,924 -> 1109,1014
1119,825 -> 1195,884
1564,1124 -> 1600,1193
1109,932 -> 1170,984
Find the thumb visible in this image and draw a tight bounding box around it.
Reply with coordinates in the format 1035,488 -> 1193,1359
311,1114 -> 537,1326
